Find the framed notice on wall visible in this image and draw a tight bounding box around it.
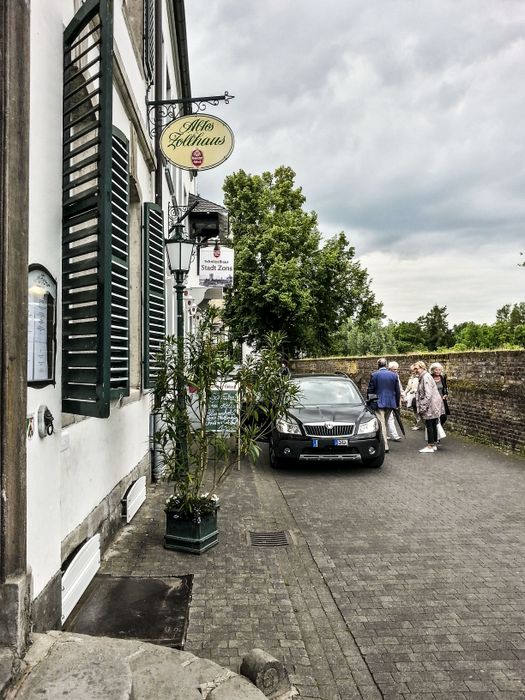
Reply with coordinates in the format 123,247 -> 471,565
27,264 -> 57,386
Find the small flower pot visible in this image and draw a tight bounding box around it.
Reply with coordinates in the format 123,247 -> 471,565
164,507 -> 218,554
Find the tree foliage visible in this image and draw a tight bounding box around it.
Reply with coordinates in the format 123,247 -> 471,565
392,321 -> 427,354
154,311 -> 298,516
222,166 -> 381,357
308,233 -> 383,355
416,305 -> 454,351
331,301 -> 525,357
331,318 -> 398,356
451,302 -> 525,350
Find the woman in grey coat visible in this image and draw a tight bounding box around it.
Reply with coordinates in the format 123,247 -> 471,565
414,360 -> 444,453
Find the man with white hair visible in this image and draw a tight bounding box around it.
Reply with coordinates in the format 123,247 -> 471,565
367,358 -> 400,453
387,361 -> 404,441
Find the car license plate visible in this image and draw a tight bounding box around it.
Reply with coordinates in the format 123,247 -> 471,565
312,438 -> 349,447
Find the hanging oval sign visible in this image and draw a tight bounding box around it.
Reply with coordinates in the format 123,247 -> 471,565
160,114 -> 235,171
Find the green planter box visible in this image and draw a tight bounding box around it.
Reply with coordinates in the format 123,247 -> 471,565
164,507 -> 219,554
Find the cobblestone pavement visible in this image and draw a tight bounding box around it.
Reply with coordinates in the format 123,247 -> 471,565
101,432 -> 525,699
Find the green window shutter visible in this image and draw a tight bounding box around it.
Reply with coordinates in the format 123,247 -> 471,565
143,203 -> 165,389
110,127 -> 130,399
144,0 -> 155,84
62,0 -> 114,417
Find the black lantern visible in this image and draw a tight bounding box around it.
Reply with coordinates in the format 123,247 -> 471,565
165,223 -> 195,275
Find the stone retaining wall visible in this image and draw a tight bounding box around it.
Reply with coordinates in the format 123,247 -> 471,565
291,350 -> 525,455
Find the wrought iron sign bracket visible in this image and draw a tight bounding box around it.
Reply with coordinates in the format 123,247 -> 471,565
168,200 -> 199,235
146,92 -> 234,137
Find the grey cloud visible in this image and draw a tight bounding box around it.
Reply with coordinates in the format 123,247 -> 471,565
186,0 -> 525,322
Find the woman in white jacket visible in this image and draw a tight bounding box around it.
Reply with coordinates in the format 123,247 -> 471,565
404,364 -> 421,430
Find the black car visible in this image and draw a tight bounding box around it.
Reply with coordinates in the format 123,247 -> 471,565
269,374 -> 384,469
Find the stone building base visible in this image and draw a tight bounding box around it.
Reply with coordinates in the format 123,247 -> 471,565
31,453 -> 150,632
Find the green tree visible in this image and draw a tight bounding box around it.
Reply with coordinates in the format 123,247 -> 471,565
223,166 -> 381,356
508,302 -> 525,327
332,318 -> 398,356
308,233 -> 383,355
513,324 -> 525,347
417,305 -> 454,350
392,320 -> 426,353
491,303 -> 525,347
495,304 -> 512,323
451,305 -> 525,350
452,321 -> 496,349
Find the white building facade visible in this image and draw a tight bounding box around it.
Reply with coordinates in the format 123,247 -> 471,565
1,0 -> 198,648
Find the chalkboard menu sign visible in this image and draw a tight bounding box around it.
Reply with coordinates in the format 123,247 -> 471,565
206,382 -> 238,434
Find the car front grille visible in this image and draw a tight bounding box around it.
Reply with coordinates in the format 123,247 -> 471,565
303,422 -> 355,438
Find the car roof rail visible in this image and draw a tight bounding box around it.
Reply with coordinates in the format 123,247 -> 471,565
334,371 -> 350,379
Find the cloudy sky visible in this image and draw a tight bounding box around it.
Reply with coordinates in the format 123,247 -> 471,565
184,0 -> 525,325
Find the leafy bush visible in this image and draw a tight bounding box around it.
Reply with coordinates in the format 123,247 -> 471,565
155,311 -> 298,519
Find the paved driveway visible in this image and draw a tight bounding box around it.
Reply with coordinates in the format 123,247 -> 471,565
271,432 -> 525,698
102,431 -> 525,699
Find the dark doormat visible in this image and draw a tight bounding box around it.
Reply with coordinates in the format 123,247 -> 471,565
63,574 -> 193,649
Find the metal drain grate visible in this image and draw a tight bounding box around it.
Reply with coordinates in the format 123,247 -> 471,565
249,530 -> 290,547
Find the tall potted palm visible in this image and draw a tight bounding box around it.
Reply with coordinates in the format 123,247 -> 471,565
154,311 -> 297,553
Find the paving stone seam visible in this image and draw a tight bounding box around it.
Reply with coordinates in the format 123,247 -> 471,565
251,460 -> 384,700
249,466 -> 343,699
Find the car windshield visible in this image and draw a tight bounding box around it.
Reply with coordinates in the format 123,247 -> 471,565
293,378 -> 363,406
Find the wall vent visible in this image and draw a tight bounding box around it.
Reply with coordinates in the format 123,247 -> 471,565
61,533 -> 100,624
122,476 -> 146,523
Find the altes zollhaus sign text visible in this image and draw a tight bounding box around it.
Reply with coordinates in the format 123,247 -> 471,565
160,114 -> 234,171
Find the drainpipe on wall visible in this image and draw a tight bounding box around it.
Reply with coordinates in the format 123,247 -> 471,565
154,0 -> 163,206
172,0 -> 192,113
0,0 -> 32,665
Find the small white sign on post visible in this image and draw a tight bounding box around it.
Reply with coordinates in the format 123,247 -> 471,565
199,246 -> 234,288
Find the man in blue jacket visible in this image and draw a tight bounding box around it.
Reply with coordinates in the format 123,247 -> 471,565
367,358 -> 400,453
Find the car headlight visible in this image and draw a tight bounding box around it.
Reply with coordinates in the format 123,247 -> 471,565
275,416 -> 301,435
357,417 -> 379,435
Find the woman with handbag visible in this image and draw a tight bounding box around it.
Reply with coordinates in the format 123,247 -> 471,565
414,360 -> 445,453
430,362 -> 450,426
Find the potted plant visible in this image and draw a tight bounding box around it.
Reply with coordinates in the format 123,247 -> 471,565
154,310 -> 297,553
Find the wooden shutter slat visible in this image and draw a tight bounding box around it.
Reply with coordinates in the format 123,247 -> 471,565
143,202 -> 165,389
109,127 -> 130,399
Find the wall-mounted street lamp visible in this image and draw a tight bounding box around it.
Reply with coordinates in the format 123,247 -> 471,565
165,223 -> 195,473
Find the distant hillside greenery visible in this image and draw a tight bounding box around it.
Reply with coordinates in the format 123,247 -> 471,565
329,303 -> 525,357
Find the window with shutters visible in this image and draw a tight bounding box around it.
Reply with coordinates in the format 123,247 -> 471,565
144,0 -> 155,84
62,0 -> 131,418
143,203 -> 165,388
122,0 -> 153,81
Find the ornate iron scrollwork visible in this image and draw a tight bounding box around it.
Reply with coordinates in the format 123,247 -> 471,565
167,200 -> 199,235
146,92 -> 234,137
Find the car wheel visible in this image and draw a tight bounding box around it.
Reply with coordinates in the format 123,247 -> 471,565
363,453 -> 384,469
269,439 -> 282,470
